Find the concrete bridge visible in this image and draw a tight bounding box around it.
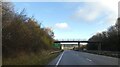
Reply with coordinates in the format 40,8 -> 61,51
54,39 -> 101,50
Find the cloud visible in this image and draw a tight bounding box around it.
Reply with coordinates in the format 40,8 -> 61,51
71,1 -> 118,25
98,0 -> 118,25
98,0 -> 118,14
106,14 -> 117,25
119,1 -> 120,17
73,3 -> 100,22
55,22 -> 68,29
97,14 -> 117,26
71,3 -> 104,22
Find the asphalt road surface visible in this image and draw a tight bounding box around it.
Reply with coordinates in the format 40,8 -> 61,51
48,50 -> 119,67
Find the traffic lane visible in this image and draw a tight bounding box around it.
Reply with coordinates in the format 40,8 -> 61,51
72,50 -> 119,65
59,50 -> 97,65
48,50 -> 119,66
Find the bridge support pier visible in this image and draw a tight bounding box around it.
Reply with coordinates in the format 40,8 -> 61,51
61,44 -> 63,50
98,43 -> 101,51
78,42 -> 80,49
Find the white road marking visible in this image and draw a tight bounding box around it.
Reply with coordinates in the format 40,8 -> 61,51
55,51 -> 64,66
86,58 -> 92,62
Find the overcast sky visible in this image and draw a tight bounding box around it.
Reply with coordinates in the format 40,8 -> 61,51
11,0 -> 119,40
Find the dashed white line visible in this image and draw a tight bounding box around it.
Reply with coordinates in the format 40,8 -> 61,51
86,58 -> 92,62
55,51 -> 64,67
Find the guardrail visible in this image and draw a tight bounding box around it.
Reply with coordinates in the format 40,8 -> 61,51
55,39 -> 87,41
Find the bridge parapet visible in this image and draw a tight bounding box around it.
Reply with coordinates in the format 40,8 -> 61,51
54,40 -> 101,43
56,39 -> 87,41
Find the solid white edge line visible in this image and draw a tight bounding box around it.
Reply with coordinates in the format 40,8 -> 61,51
55,51 -> 64,66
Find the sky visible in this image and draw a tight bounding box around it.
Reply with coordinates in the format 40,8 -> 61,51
11,0 -> 119,40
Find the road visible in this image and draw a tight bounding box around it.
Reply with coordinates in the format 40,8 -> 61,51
48,50 -> 119,67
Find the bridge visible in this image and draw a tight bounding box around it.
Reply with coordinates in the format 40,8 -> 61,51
54,40 -> 100,43
54,39 -> 101,50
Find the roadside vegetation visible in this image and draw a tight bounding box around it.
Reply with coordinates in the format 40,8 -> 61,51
3,50 -> 60,65
87,18 -> 119,51
85,17 -> 120,58
2,2 -> 60,65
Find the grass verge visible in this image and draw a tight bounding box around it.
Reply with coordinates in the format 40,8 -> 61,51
2,50 -> 61,65
80,50 -> 120,58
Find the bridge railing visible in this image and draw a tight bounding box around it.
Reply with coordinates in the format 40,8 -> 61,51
55,39 -> 87,41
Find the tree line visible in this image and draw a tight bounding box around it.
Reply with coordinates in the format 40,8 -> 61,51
2,2 -> 55,58
87,18 -> 120,51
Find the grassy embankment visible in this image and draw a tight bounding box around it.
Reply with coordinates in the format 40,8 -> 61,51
3,50 -> 61,65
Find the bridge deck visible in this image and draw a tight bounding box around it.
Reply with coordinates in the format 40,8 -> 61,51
54,41 -> 100,43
